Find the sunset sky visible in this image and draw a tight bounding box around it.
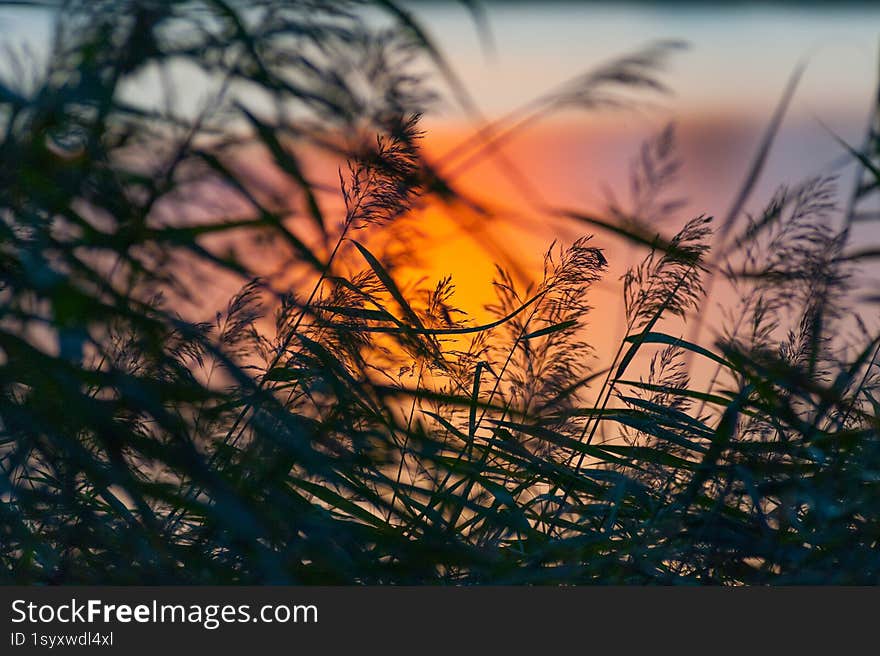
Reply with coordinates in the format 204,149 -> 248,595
2,2 -> 878,360
394,3 -> 880,359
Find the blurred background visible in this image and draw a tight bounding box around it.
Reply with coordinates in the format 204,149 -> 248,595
404,1 -> 880,356
2,1 -> 879,361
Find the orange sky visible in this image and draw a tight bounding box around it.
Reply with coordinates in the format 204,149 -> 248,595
391,108 -> 872,364
100,3 -> 879,382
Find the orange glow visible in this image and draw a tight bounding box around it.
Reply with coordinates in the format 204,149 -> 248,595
220,107 -> 869,378
369,104 -> 869,374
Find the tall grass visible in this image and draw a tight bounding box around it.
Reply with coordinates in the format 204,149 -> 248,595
1,0 -> 879,584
